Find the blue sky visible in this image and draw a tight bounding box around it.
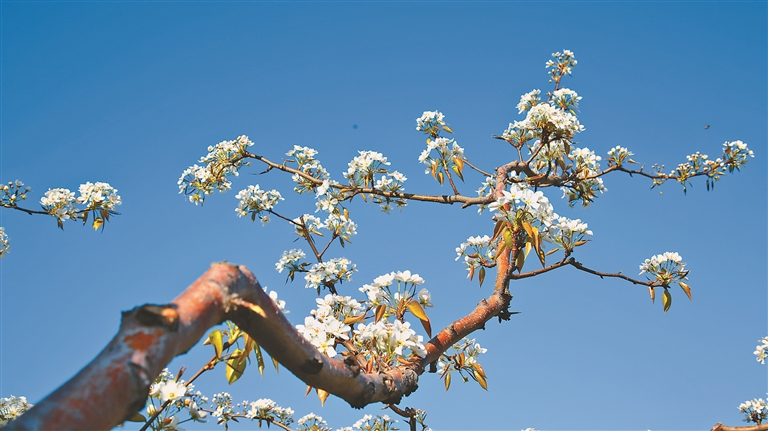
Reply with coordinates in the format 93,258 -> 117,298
1,2 -> 766,430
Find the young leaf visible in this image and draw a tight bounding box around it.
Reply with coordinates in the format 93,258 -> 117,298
374,304 -> 386,323
521,221 -> 534,239
478,267 -> 486,287
503,228 -> 514,249
473,369 -> 488,390
272,356 -> 280,373
451,165 -> 464,181
679,281 -> 692,301
254,343 -> 265,377
316,388 -> 329,406
225,349 -> 247,384
662,288 -> 672,313
437,170 -> 444,185
208,330 -> 224,359
343,313 -> 367,325
444,372 -> 451,391
442,125 -> 454,134
472,362 -> 487,379
515,249 -> 525,272
648,286 -> 656,303
406,300 -> 429,322
420,318 -> 432,339
468,265 -> 476,281
92,217 -> 104,231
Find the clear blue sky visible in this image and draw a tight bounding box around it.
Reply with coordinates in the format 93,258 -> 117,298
1,2 -> 766,430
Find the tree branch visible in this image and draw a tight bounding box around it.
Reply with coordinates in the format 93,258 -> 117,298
9,262 -> 516,430
711,423 -> 768,431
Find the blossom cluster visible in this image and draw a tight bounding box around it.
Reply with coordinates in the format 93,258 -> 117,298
488,184 -> 556,228
287,145 -> 330,194
639,252 -> 688,286
739,398 -> 768,425
517,90 -> 541,114
606,146 -> 635,167
243,398 -> 294,426
178,135 -> 254,204
354,319 -> 427,365
437,337 -> 487,375
754,337 -> 768,364
275,248 -> 308,277
234,185 -> 283,224
304,257 -> 356,291
349,414 -> 398,431
0,180 -> 30,207
415,110 -> 446,136
37,182 -> 122,229
455,235 -> 495,273
371,171 -> 408,213
296,294 -> 362,357
147,368 -> 209,430
561,164 -> 607,207
0,395 -> 33,427
418,137 -> 466,182
297,413 -> 332,431
78,182 -> 121,212
344,151 -> 390,188
546,49 -> 578,82
437,337 -> 488,390
475,177 -> 496,215
40,188 -> 76,221
549,217 -> 592,252
0,227 -> 9,259
358,270 -> 426,308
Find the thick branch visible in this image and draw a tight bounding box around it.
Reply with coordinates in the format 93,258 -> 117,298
10,261 -> 519,430
711,423 -> 768,431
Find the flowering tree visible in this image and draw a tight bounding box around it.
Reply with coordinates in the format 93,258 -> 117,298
0,50 -> 758,431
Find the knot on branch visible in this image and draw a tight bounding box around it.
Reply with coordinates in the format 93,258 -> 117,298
131,305 -> 179,331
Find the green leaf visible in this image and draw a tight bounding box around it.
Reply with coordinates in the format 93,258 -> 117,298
662,288 -> 672,313
503,228 -> 514,249
451,165 -> 464,182
225,349 -> 247,384
478,267 -> 486,287
254,343 -> 265,377
208,330 -> 223,359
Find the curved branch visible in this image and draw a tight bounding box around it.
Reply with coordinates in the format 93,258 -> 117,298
9,262 -> 513,430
